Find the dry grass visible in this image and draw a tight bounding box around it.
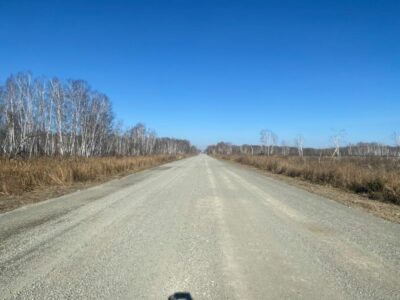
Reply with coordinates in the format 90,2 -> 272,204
218,155 -> 400,205
0,155 -> 183,196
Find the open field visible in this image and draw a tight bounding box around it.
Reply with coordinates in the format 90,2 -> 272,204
217,155 -> 400,205
0,155 -> 185,212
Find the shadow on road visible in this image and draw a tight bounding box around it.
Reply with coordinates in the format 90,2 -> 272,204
168,292 -> 193,300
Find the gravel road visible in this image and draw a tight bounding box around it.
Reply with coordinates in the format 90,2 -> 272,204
0,154 -> 399,299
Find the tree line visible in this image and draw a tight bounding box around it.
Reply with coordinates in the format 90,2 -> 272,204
206,129 -> 400,157
0,72 -> 196,157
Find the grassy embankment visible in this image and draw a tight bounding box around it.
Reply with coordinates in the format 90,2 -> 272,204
218,155 -> 400,205
0,155 -> 184,212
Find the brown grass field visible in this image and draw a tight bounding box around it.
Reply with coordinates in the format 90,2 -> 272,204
218,155 -> 400,205
0,155 -> 182,198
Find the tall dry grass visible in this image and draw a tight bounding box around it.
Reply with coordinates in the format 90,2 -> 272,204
219,155 -> 400,205
0,155 -> 182,196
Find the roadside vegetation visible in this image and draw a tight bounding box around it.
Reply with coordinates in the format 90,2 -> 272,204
217,155 -> 400,205
0,155 -> 184,196
207,129 -> 400,206
0,72 -> 197,211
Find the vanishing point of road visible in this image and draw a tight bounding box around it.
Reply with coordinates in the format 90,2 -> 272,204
0,154 -> 399,299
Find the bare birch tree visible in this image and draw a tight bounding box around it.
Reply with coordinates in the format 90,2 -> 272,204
260,129 -> 277,156
331,130 -> 345,158
281,140 -> 289,156
394,131 -> 400,157
49,78 -> 65,155
294,135 -> 304,157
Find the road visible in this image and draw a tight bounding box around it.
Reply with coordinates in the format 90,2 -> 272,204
0,154 -> 399,299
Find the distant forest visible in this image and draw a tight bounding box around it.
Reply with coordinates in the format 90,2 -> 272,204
0,72 -> 197,158
206,130 -> 400,157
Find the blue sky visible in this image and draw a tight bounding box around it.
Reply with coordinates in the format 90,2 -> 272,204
0,0 -> 399,149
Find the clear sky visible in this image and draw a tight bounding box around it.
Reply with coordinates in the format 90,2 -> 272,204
0,0 -> 399,149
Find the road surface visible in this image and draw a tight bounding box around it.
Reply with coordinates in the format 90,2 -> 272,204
0,154 -> 399,299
